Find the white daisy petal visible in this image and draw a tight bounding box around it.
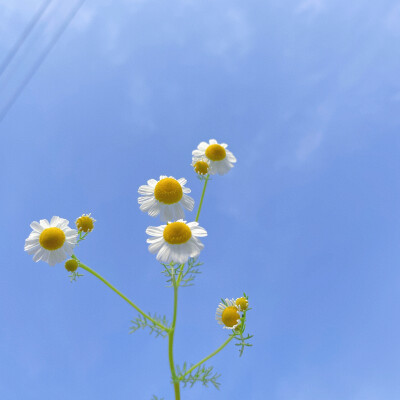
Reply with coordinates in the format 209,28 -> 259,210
50,216 -> 60,226
178,178 -> 187,186
191,226 -> 208,237
30,221 -> 44,233
192,149 -> 204,158
148,239 -> 165,253
32,247 -> 45,262
40,219 -> 50,228
146,226 -> 165,236
226,150 -> 237,163
181,194 -> 195,211
198,142 -> 209,150
138,185 -> 155,195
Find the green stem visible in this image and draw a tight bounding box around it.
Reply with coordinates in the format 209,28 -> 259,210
195,174 -> 209,222
74,257 -> 168,332
169,269 -> 180,399
180,335 -> 235,378
176,263 -> 184,286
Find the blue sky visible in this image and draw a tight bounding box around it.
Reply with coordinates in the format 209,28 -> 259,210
1,0 -> 400,399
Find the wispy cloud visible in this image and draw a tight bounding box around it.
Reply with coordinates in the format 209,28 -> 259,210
296,130 -> 323,162
205,7 -> 253,58
295,0 -> 325,15
385,3 -> 400,36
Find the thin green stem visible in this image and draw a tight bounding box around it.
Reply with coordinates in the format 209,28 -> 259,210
195,174 -> 209,222
176,263 -> 184,286
180,335 -> 235,378
169,269 -> 180,399
74,257 -> 168,332
77,231 -> 88,243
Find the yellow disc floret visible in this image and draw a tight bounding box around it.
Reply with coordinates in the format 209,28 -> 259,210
236,297 -> 249,311
154,178 -> 183,204
205,144 -> 226,161
76,214 -> 95,232
39,227 -> 66,250
193,161 -> 209,175
221,306 -> 240,328
163,222 -> 192,244
65,259 -> 79,272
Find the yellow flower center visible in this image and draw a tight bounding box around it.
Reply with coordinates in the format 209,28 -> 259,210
193,161 -> 209,175
221,306 -> 240,328
236,297 -> 248,311
205,144 -> 226,161
76,216 -> 94,232
65,259 -> 79,272
163,222 -> 192,244
39,227 -> 66,251
154,178 -> 183,204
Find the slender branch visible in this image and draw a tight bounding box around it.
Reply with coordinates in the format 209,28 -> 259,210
180,335 -> 234,379
73,256 -> 168,332
195,174 -> 209,222
168,268 -> 180,399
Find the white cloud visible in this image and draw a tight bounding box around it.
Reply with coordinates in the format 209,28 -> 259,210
205,7 -> 253,58
296,0 -> 325,15
296,130 -> 323,162
385,3 -> 400,36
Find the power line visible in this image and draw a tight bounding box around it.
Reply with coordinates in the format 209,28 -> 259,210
0,0 -> 53,79
0,0 -> 86,123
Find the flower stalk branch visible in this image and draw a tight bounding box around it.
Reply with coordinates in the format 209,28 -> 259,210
179,335 -> 234,380
195,174 -> 209,222
72,255 -> 169,333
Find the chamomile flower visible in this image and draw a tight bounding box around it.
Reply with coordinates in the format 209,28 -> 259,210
192,139 -> 236,175
235,297 -> 249,311
146,219 -> 207,264
65,258 -> 79,272
24,217 -> 78,266
192,158 -> 210,176
76,213 -> 95,232
216,299 -> 241,330
138,176 -> 195,222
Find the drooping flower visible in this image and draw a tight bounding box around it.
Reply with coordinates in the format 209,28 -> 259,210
192,139 -> 236,175
216,299 -> 241,330
24,217 -> 78,266
138,176 -> 195,222
65,258 -> 79,272
76,213 -> 95,232
146,219 -> 207,264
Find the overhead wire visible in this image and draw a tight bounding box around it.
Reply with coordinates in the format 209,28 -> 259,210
0,0 -> 53,79
0,0 -> 86,123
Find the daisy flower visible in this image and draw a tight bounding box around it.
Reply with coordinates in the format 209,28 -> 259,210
76,213 -> 96,232
191,157 -> 210,176
138,176 -> 195,222
146,219 -> 207,264
192,139 -> 236,175
235,297 -> 249,311
216,299 -> 241,330
24,217 -> 78,266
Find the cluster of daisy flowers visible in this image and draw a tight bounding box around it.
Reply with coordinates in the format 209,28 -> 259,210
216,297 -> 249,330
24,214 -> 95,268
139,139 -> 236,266
24,139 -> 249,332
